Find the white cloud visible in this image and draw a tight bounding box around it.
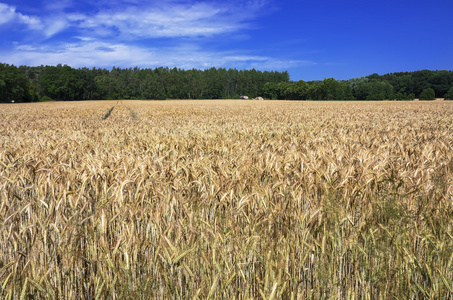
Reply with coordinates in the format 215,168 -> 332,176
42,18 -> 69,37
0,3 -> 16,25
222,56 -> 269,62
1,39 -> 305,71
44,0 -> 74,12
1,1 -> 269,40
249,59 -> 316,71
1,1 -> 310,71
0,2 -> 71,37
75,2 -> 250,39
0,3 -> 42,28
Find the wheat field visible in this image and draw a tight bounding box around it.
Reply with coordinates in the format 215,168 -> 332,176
1,100 -> 452,299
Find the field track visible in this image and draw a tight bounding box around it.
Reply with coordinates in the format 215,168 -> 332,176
1,100 -> 453,299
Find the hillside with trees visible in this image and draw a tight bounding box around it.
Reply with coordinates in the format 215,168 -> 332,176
1,63 -> 452,102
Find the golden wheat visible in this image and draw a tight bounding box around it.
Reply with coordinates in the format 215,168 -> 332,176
0,100 -> 452,299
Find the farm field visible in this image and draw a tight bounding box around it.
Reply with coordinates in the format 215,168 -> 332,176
1,99 -> 453,299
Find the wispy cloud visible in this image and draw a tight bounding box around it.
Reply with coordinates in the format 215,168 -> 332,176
0,0 -> 312,71
72,2 -> 257,39
42,18 -> 69,37
1,39 -> 304,71
0,3 -> 41,28
0,2 -> 71,38
1,1 -> 266,39
44,0 -> 75,12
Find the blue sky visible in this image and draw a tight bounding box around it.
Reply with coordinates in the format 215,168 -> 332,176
0,0 -> 452,81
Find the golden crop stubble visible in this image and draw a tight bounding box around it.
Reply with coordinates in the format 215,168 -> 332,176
0,100 -> 452,299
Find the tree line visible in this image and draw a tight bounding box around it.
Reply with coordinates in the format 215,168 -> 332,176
266,70 -> 453,100
0,63 -> 289,102
1,62 -> 452,102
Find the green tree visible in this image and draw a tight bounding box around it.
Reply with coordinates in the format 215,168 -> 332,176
0,63 -> 30,102
0,71 -> 6,101
39,65 -> 85,100
1,63 -> 291,101
375,70 -> 453,98
306,81 -> 322,100
393,92 -> 414,100
444,86 -> 453,100
321,78 -> 340,100
355,80 -> 394,100
292,80 -> 309,100
348,77 -> 369,99
305,78 -> 354,100
419,88 -> 436,100
262,82 -> 279,99
278,82 -> 293,100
